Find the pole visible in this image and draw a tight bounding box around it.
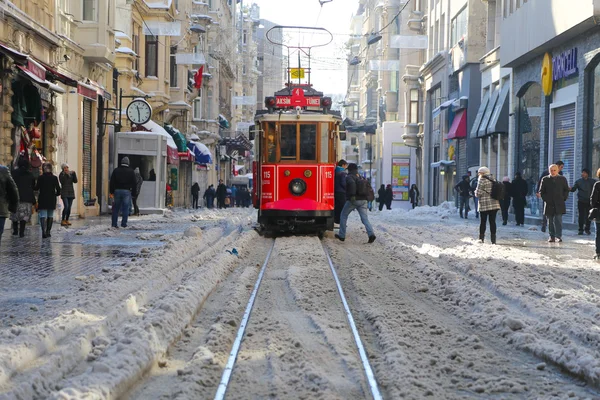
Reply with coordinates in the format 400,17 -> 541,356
369,133 -> 373,184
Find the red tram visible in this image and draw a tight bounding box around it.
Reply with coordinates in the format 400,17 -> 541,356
251,26 -> 343,234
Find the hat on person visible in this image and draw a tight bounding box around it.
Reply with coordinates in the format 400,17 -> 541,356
478,166 -> 490,175
121,157 -> 130,166
503,176 -> 510,182
61,163 -> 69,170
347,163 -> 358,172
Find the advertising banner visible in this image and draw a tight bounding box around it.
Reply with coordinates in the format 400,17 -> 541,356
392,158 -> 410,200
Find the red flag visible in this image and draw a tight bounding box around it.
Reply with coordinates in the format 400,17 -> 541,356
194,66 -> 204,89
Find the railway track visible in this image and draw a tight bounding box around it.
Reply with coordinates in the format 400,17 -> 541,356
214,237 -> 382,400
125,235 -> 383,399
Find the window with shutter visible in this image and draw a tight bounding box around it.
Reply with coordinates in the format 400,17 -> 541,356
82,100 -> 93,203
552,103 -> 576,222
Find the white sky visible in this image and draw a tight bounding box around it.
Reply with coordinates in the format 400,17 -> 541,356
250,0 -> 356,95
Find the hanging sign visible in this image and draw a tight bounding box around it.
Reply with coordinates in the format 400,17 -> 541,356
290,68 -> 305,79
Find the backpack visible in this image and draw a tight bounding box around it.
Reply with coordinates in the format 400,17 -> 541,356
356,177 -> 375,202
485,176 -> 505,201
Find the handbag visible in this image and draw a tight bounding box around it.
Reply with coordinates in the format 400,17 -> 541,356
589,207 -> 600,222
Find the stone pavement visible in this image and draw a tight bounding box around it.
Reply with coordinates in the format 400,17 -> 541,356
0,213 -> 214,327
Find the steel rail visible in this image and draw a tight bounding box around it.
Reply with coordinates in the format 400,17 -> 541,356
214,239 -> 276,400
322,243 -> 383,400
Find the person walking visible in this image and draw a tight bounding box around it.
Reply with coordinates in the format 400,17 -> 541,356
590,169 -> 600,259
539,164 -> 570,243
409,184 -> 420,209
335,163 -> 376,243
133,167 -> 143,216
191,182 -> 200,209
511,172 -> 528,226
203,185 -> 215,208
537,160 -> 564,232
216,179 -> 227,209
500,177 -> 513,225
377,184 -> 386,211
10,157 -> 35,237
469,175 -> 480,218
474,167 -> 501,244
109,156 -> 138,229
570,168 -> 596,235
231,185 -> 238,208
454,175 -> 472,219
0,162 -> 19,245
59,163 -> 77,226
35,162 -> 61,239
384,184 -> 394,210
334,159 -> 348,224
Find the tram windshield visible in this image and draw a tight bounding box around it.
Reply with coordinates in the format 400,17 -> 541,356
262,121 -> 334,163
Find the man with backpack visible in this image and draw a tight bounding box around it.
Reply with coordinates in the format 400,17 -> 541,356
474,166 -> 501,244
335,163 -> 376,243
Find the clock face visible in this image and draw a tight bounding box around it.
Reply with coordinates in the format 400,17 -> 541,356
126,100 -> 152,125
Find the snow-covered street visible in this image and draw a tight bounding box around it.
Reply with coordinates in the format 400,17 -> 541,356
1,204 -> 600,399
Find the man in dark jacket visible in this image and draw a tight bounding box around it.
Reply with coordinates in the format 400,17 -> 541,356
0,163 -> 19,245
216,180 -> 227,209
511,172 -> 528,226
570,168 -> 596,235
500,177 -> 513,225
454,175 -> 472,218
203,185 -> 215,208
109,156 -> 138,228
335,163 -> 376,243
539,164 -> 570,242
334,159 -> 348,224
191,182 -> 200,209
537,160 -> 564,232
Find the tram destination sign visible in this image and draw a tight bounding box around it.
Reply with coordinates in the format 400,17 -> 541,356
276,88 -> 321,108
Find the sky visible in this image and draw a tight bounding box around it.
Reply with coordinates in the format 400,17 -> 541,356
250,0 -> 357,95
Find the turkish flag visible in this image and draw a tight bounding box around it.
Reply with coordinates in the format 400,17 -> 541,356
194,66 -> 204,89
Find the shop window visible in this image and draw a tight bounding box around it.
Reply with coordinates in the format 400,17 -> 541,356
170,46 -> 178,87
516,82 -> 542,217
145,35 -> 158,77
82,0 -> 96,22
450,6 -> 467,46
588,61 -> 600,177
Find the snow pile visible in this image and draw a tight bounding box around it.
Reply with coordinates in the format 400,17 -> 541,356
406,201 -> 457,219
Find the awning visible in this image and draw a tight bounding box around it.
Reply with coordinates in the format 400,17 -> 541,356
447,110 -> 467,139
38,61 -> 78,87
190,24 -> 206,33
163,124 -> 188,152
486,84 -> 510,135
141,120 -> 180,165
432,98 -> 456,116
218,114 -> 230,129
78,81 -> 98,101
0,42 -> 28,64
178,149 -> 195,162
470,92 -> 490,139
17,65 -> 66,94
478,88 -> 499,137
430,160 -> 456,168
188,141 -> 213,164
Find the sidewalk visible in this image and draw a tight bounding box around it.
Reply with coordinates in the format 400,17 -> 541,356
0,212 -> 211,327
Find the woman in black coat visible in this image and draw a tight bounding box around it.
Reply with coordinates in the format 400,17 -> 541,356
409,184 -> 420,209
35,163 -> 61,238
385,184 -> 394,210
10,157 -> 35,237
377,184 -> 385,211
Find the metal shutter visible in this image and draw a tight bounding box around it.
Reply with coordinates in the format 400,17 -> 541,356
457,138 -> 467,176
82,100 -> 93,203
552,104 -> 576,223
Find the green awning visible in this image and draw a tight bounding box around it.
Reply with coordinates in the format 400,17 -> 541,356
164,124 -> 188,152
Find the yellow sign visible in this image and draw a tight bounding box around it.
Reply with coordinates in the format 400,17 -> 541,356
290,68 -> 305,79
541,52 -> 553,96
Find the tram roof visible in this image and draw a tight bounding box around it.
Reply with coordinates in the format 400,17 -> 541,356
254,111 -> 342,123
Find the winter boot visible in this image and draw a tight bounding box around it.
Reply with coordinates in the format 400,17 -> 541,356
46,218 -> 53,238
491,234 -> 496,245
40,218 -> 48,239
11,221 -> 18,235
61,219 -> 68,227
19,221 -> 26,238
478,234 -> 484,244
460,211 -> 463,218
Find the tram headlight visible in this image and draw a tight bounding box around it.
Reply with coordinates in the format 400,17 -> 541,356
289,178 -> 307,196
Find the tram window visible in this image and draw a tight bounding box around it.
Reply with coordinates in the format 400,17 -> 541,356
280,125 -> 297,159
266,122 -> 276,162
320,123 -> 329,163
299,124 -> 317,160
